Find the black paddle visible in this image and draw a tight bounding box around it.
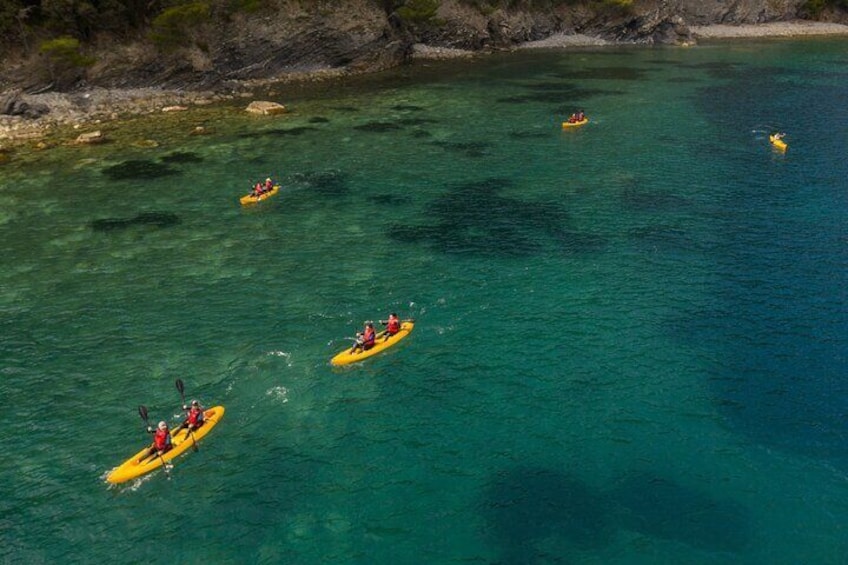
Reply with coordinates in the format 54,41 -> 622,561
175,379 -> 199,452
137,405 -> 171,478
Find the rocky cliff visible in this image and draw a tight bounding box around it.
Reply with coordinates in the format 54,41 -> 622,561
0,0 -> 845,94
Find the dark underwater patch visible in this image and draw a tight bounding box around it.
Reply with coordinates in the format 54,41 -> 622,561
410,130 -> 432,139
90,211 -> 180,232
680,61 -> 742,79
101,159 -> 179,181
387,177 -> 578,257
482,467 -> 613,562
628,224 -> 692,253
497,85 -> 621,105
308,116 -> 330,123
611,473 -> 750,552
508,130 -> 548,140
368,194 -> 409,206
292,170 -> 349,197
249,126 -> 318,137
159,151 -> 203,164
557,67 -> 650,81
621,185 -> 690,212
353,121 -> 403,132
391,104 -> 425,111
430,140 -> 492,158
482,466 -> 751,561
397,117 -> 439,126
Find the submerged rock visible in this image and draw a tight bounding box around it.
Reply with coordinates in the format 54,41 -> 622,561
246,101 -> 288,115
75,130 -> 105,144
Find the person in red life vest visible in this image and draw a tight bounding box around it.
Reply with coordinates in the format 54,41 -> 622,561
350,321 -> 376,353
253,182 -> 264,197
380,313 -> 401,342
175,399 -> 205,436
139,420 -> 173,462
263,177 -> 274,192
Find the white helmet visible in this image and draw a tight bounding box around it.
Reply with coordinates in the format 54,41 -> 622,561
158,421 -> 167,430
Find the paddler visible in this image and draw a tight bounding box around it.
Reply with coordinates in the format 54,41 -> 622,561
379,313 -> 401,342
139,420 -> 173,462
176,399 -> 205,435
350,321 -> 376,354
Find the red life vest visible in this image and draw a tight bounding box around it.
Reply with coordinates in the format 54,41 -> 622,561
387,318 -> 400,334
154,428 -> 172,451
188,406 -> 204,427
363,326 -> 376,347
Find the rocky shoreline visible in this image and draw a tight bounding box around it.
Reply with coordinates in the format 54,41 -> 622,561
2,21 -> 848,151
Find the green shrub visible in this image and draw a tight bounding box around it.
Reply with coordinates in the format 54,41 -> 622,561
396,0 -> 440,23
149,2 -> 210,48
802,0 -> 848,15
39,36 -> 96,68
228,0 -> 267,13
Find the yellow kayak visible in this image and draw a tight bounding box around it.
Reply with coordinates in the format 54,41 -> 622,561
562,118 -> 588,129
106,406 -> 225,484
769,134 -> 787,152
240,185 -> 279,206
331,321 -> 414,366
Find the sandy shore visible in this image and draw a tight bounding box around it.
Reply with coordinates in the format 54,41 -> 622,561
2,21 -> 848,149
690,20 -> 848,38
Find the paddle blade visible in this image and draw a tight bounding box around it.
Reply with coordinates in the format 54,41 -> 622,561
175,379 -> 185,395
138,405 -> 149,422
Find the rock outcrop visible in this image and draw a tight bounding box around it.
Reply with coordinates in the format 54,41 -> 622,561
0,90 -> 50,119
245,101 -> 288,115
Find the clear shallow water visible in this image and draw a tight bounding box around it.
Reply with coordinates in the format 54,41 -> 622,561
2,38 -> 848,563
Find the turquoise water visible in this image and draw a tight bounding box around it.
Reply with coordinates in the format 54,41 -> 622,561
2,38 -> 848,563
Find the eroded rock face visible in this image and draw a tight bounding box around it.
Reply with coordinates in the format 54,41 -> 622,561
0,91 -> 50,119
673,0 -> 805,25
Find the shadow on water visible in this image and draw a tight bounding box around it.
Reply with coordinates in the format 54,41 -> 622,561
243,126 -> 319,138
101,159 -> 179,181
496,85 -> 620,105
367,194 -> 410,206
483,467 -> 612,564
90,212 -> 181,232
387,177 -> 601,257
482,466 -> 750,562
291,170 -> 349,198
430,140 -> 493,158
397,117 -> 439,127
353,121 -> 404,133
620,184 -> 690,213
556,67 -> 650,81
159,151 -> 203,164
611,473 -> 750,553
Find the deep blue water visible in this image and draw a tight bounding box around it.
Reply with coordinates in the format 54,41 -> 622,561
2,38 -> 848,563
